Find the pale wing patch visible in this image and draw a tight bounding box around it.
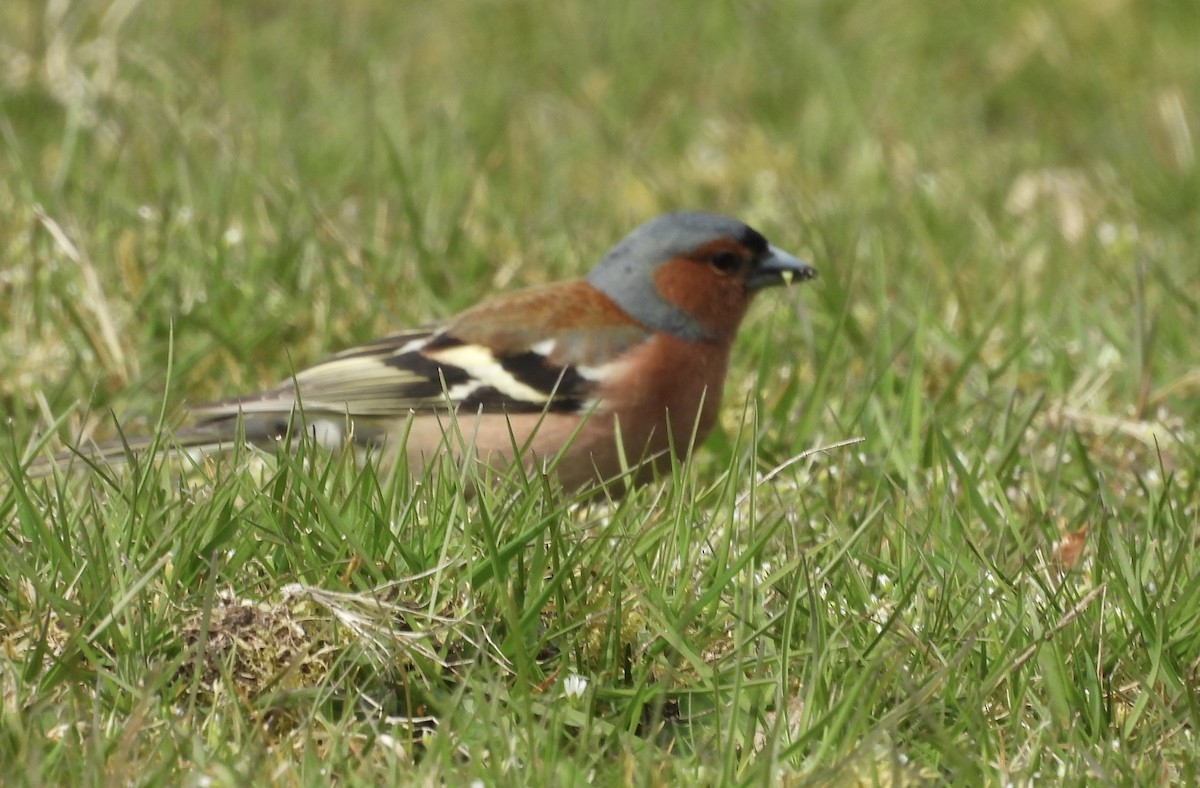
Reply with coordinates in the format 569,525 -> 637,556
296,356 -> 424,388
443,380 -> 484,402
528,339 -> 557,356
195,353 -> 434,419
426,344 -> 551,405
575,359 -> 625,382
390,335 -> 434,357
328,330 -> 434,360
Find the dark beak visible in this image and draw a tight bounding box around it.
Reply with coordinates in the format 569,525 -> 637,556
746,245 -> 817,290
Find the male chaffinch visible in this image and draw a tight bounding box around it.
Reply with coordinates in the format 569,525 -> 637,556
45,212 -> 816,490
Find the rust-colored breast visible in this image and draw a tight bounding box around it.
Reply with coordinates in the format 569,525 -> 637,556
596,331 -> 734,465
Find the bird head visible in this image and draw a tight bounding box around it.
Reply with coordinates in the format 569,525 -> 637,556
586,212 -> 816,341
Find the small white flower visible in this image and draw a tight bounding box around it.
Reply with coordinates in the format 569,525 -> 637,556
563,674 -> 589,700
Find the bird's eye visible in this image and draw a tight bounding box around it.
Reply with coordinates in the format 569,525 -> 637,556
710,251 -> 741,273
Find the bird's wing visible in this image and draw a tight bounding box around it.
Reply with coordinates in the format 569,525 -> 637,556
190,280 -> 650,425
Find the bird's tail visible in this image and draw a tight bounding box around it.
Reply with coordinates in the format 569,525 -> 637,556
16,409 -> 366,480
18,422 -> 247,479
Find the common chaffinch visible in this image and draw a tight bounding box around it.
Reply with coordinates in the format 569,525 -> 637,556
44,212 -> 816,490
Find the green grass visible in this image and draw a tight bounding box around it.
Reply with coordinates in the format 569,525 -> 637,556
2,0 -> 1199,784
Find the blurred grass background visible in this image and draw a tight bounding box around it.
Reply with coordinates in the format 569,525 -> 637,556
1,0 -> 1198,784
2,1 -> 1197,426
